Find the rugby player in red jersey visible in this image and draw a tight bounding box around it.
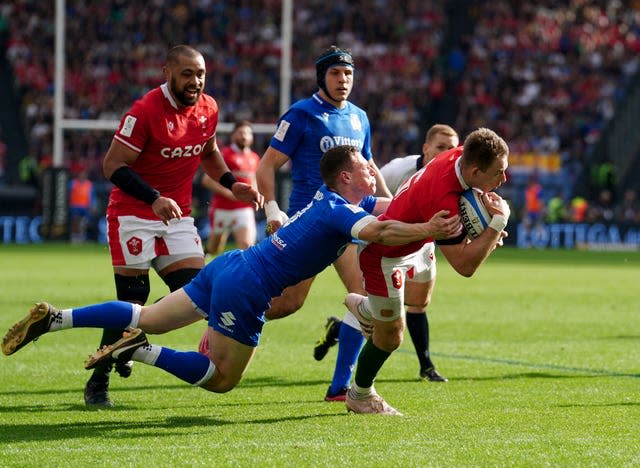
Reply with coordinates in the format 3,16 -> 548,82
85,45 -> 262,407
345,127 -> 511,414
201,120 -> 261,254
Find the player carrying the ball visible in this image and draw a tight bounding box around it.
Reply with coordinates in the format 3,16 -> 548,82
344,127 -> 511,415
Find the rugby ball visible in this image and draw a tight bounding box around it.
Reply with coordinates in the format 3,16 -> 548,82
459,189 -> 491,239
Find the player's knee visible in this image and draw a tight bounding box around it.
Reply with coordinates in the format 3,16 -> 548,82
114,273 -> 150,304
200,374 -> 240,393
163,268 -> 201,292
373,318 -> 404,350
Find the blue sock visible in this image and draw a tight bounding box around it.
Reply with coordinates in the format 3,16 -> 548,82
71,301 -> 135,328
328,322 -> 365,394
153,348 -> 213,385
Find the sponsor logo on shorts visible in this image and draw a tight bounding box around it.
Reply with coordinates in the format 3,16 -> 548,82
126,236 -> 142,255
218,311 -> 236,333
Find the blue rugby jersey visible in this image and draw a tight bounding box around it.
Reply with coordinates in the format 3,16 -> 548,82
243,185 -> 376,296
269,93 -> 372,215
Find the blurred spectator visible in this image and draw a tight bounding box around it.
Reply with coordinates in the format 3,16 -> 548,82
569,196 -> 589,222
614,188 -> 640,223
590,161 -> 617,198
587,189 -> 615,222
18,153 -> 39,188
0,127 -> 6,185
68,167 -> 95,243
523,176 -> 544,226
545,190 -> 568,223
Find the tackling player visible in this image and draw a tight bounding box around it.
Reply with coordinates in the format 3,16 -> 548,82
86,45 -> 262,407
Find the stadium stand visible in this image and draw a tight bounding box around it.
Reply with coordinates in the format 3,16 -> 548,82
1,0 -> 639,224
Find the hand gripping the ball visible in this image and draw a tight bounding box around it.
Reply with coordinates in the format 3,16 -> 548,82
483,192 -> 510,233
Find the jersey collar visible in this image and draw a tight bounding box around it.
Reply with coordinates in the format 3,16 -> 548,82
312,92 -> 344,111
455,155 -> 470,190
161,83 -> 179,110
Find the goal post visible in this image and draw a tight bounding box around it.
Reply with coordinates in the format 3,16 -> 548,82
52,0 -> 292,168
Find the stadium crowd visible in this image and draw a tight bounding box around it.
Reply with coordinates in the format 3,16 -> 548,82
1,0 -> 640,224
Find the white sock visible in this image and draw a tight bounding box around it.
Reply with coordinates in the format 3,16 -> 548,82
349,383 -> 375,399
47,309 -> 73,332
131,344 -> 162,365
342,309 -> 361,330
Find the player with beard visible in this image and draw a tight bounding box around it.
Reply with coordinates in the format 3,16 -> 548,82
85,45 -> 262,407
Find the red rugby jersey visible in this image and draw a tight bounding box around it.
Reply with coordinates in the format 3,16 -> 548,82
107,83 -> 219,219
211,144 -> 260,210
364,147 -> 468,258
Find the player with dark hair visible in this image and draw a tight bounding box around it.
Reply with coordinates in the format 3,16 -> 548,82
345,127 -> 511,415
319,124 -> 460,402
87,45 -> 262,407
2,146 -> 460,400
201,120 -> 261,254
254,46 -> 391,364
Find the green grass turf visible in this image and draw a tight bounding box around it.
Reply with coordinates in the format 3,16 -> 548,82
0,243 -> 638,466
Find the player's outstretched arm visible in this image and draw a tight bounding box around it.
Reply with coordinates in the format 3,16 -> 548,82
357,210 -> 460,246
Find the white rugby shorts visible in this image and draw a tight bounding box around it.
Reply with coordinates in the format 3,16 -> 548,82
358,242 -> 436,321
209,207 -> 256,234
107,215 -> 204,268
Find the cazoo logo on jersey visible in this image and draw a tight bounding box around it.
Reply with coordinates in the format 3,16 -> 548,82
160,143 -> 205,159
319,135 -> 363,153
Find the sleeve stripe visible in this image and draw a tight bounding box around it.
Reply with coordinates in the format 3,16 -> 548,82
113,135 -> 143,153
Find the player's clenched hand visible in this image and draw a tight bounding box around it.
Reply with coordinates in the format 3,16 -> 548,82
231,182 -> 264,210
152,197 -> 182,225
482,191 -> 510,219
427,209 -> 462,240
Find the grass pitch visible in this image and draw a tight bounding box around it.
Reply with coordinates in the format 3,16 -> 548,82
0,243 -> 638,466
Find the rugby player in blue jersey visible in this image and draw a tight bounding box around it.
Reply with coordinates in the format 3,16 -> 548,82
254,47 -> 392,394
2,146 -> 460,402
